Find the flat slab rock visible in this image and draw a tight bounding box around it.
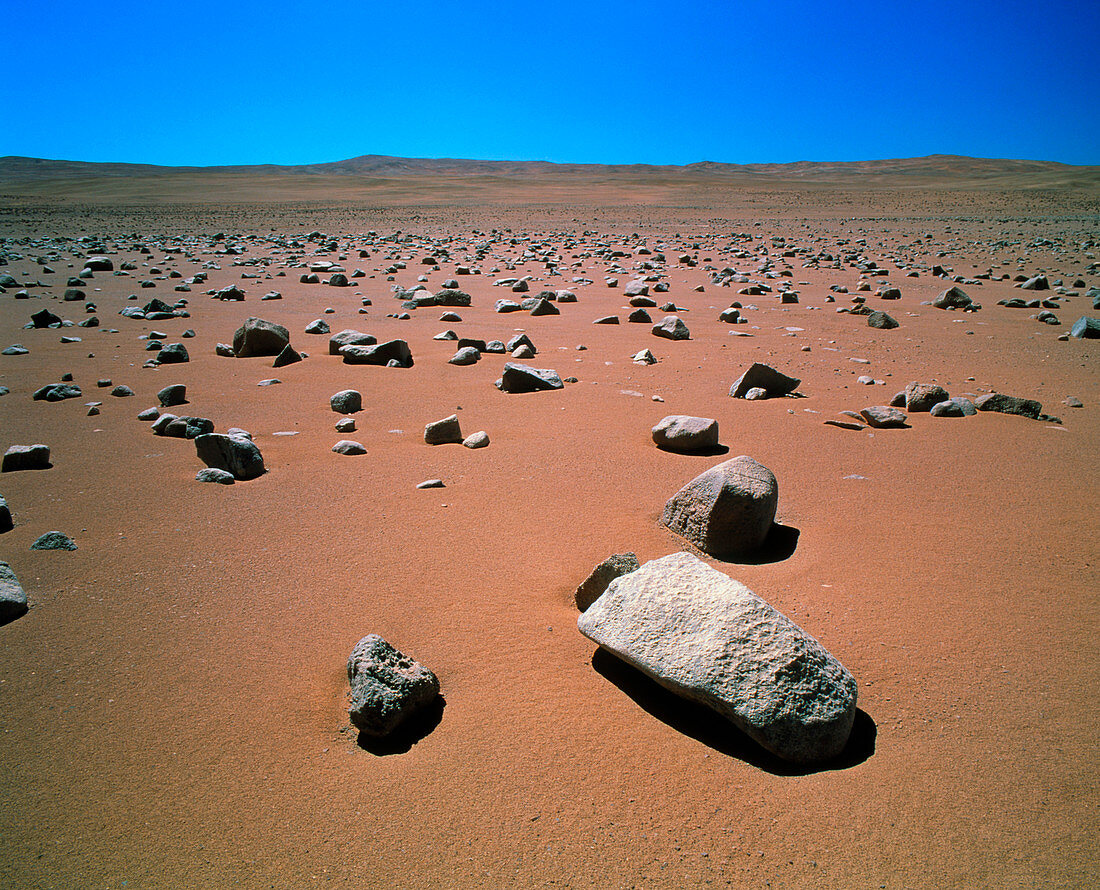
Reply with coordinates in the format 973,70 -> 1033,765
347,634 -> 440,737
578,552 -> 858,764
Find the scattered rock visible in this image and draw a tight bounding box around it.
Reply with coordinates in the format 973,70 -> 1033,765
930,397 -> 977,418
305,319 -> 331,335
157,384 -> 187,407
332,440 -> 367,455
30,531 -> 77,551
272,344 -> 302,367
2,445 -> 51,472
0,561 -> 28,624
975,392 -> 1042,419
867,311 -> 899,329
194,433 -> 265,480
496,363 -> 564,393
577,552 -> 857,764
651,415 -> 719,453
425,414 -> 463,445
329,330 -> 376,354
449,346 -> 481,366
416,479 -> 445,489
196,468 -> 235,484
156,343 -> 190,364
859,406 -> 908,428
905,382 -> 949,413
233,317 -> 290,357
651,316 -> 691,340
31,309 -> 62,328
33,384 -> 82,402
729,363 -> 801,399
330,389 -> 362,414
462,431 -> 490,449
1069,316 -> 1099,339
340,340 -> 413,368
347,634 -> 441,738
0,495 -> 10,533
660,455 -> 778,558
575,552 -> 639,611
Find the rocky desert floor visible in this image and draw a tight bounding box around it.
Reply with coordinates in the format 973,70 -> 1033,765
0,173 -> 1097,888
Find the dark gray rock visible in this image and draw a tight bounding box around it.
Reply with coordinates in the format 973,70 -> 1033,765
2,444 -> 51,472
157,384 -> 187,407
31,309 -> 61,328
305,319 -> 330,335
975,392 -> 1042,419
195,468 -> 235,484
1070,316 -> 1100,339
111,385 -> 135,398
930,397 -> 977,418
651,415 -> 720,453
330,389 -> 362,414
575,552 -> 640,611
449,346 -> 480,366
652,315 -> 691,340
529,298 -> 559,316
30,531 -> 77,551
859,406 -> 908,428
0,495 -> 11,533
905,382 -> 949,413
424,414 -> 463,445
156,343 -> 190,364
867,311 -> 898,330
33,384 -> 82,402
1020,274 -> 1049,291
0,561 -> 28,624
194,433 -> 265,480
233,317 -> 290,357
347,634 -> 440,737
328,329 -> 376,354
729,363 -> 801,399
272,344 -> 302,367
496,363 -> 564,393
627,308 -> 652,324
577,552 -> 858,765
660,455 -> 778,558
340,339 -> 413,368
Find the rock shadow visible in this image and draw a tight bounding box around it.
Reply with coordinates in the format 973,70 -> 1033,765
355,694 -> 446,756
592,648 -> 875,776
718,522 -> 800,565
655,443 -> 731,457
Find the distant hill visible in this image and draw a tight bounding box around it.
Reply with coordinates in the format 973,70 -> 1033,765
0,152 -> 1095,184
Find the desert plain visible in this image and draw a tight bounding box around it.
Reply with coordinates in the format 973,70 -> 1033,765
0,155 -> 1097,888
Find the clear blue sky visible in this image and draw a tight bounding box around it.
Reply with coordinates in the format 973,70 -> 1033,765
6,0 -> 1098,166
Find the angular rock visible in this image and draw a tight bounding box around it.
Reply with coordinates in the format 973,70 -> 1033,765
729,363 -> 801,399
577,552 -> 858,764
905,382 -> 949,413
340,339 -> 413,368
157,384 -> 187,407
0,561 -> 28,625
496,363 -> 564,393
329,330 -> 376,355
332,440 -> 367,455
975,392 -> 1042,419
660,455 -> 778,558
628,308 -> 652,324
347,634 -> 440,737
449,346 -> 480,366
194,433 -> 265,480
1020,274 -> 1049,291
2,445 -> 51,472
1069,316 -> 1100,339
932,286 -> 973,310
859,406 -> 909,428
305,319 -> 330,335
651,415 -> 719,453
233,317 -> 290,357
930,397 -> 977,418
30,531 -> 77,551
574,552 -> 639,611
33,384 -> 82,402
196,468 -> 235,484
330,389 -> 362,414
31,309 -> 62,328
272,344 -> 302,367
156,343 -> 189,364
424,414 -> 463,445
652,315 -> 690,340
867,311 -> 898,330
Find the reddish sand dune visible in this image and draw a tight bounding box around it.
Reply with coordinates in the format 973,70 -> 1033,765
0,162 -> 1097,888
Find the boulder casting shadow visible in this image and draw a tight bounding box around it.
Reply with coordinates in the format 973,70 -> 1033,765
655,443 -> 731,458
591,648 -> 875,776
725,522 -> 800,565
355,695 -> 446,756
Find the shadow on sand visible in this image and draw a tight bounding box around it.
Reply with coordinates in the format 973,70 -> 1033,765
356,695 -> 446,756
714,522 -> 800,565
655,443 -> 731,458
592,649 -> 875,776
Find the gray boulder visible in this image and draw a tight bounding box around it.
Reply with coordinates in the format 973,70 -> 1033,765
158,384 -> 187,407
975,392 -> 1042,419
577,552 -> 858,765
332,440 -> 367,455
660,455 -> 778,558
329,330 -> 376,355
1070,316 -> 1099,339
30,531 -> 77,551
330,389 -> 362,414
575,552 -> 640,611
32,384 -> 82,402
0,561 -> 28,624
867,311 -> 898,329
272,344 -> 302,368
905,382 -> 949,413
339,339 -> 413,368
196,468 -> 235,484
233,317 -> 290,357
462,431 -> 490,449
652,315 -> 691,340
194,433 -> 265,480
932,286 -> 973,310
930,397 -> 977,418
425,414 -> 463,445
497,363 -> 564,393
305,319 -> 330,335
2,444 -> 51,472
347,634 -> 440,737
1020,274 -> 1049,291
859,406 -> 908,428
156,343 -> 189,364
651,415 -> 719,453
449,346 -> 480,366
729,363 -> 801,399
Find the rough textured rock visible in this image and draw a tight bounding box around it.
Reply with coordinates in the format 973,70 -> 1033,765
905,382 -> 950,413
462,431 -> 490,449
30,531 -> 77,551
975,392 -> 1042,419
651,415 -> 719,453
859,406 -> 909,428
2,444 -> 51,472
651,315 -> 691,340
660,455 -> 778,558
340,340 -> 413,368
233,317 -> 290,357
932,286 -> 973,310
328,330 -> 376,355
272,344 -> 302,367
578,552 -> 857,764
497,363 -> 564,393
0,561 -> 28,625
195,468 -> 235,484
156,343 -> 190,364
305,319 -> 330,335
330,389 -> 362,414
930,397 -> 977,418
867,311 -> 899,330
729,363 -> 801,399
332,440 -> 367,455
158,384 -> 187,407
194,433 -> 265,480
575,552 -> 640,611
33,384 -> 82,402
425,414 -> 463,445
449,346 -> 481,366
1069,316 -> 1099,339
347,634 -> 440,737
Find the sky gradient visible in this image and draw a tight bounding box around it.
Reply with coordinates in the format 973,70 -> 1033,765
5,0 -> 1098,167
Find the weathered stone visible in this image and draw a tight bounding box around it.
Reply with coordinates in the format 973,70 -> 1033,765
660,455 -> 778,558
272,344 -> 302,367
328,330 -> 376,354
158,384 -> 187,407
330,389 -> 362,414
195,468 -> 235,484
628,308 -> 652,323
233,317 -> 290,357
347,634 -> 440,737
340,339 -> 413,368
462,430 -> 489,449
33,384 -> 82,402
0,561 -> 28,625
31,309 -> 61,328
496,363 -> 564,393
425,414 -> 463,445
575,552 -> 640,611
729,363 -> 801,399
975,392 -> 1042,419
1069,316 -> 1100,339
194,433 -> 265,480
305,319 -> 330,335
859,406 -> 909,428
932,286 -> 973,310
2,445 -> 51,472
905,382 -> 949,413
867,311 -> 899,330
529,298 -> 559,316
651,415 -> 719,453
449,346 -> 480,365
930,397 -> 977,418
652,315 -> 691,340
30,531 -> 77,551
578,552 -> 857,764
1020,274 -> 1049,291
332,440 -> 367,455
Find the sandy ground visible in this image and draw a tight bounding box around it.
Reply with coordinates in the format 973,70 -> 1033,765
0,171 -> 1097,888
